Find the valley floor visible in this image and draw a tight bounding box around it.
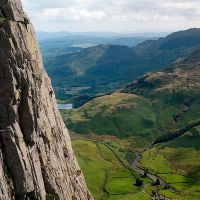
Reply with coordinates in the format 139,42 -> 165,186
71,129 -> 200,200
62,52 -> 200,199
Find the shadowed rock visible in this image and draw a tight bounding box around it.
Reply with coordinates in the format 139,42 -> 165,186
0,0 -> 92,199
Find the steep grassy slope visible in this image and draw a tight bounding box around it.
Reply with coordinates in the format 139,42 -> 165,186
46,28 -> 200,104
123,50 -> 200,135
62,50 -> 200,199
63,93 -> 157,140
63,51 -> 200,141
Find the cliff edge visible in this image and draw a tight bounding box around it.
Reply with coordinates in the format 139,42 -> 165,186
0,0 -> 92,199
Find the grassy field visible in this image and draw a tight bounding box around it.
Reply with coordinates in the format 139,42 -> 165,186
72,140 -> 134,199
141,130 -> 200,199
62,54 -> 200,199
62,93 -> 159,141
65,91 -> 200,199
160,189 -> 200,200
70,124 -> 200,200
71,137 -> 200,200
108,192 -> 152,200
72,139 -> 155,200
141,148 -> 171,174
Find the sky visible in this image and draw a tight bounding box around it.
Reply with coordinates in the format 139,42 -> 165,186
21,0 -> 200,33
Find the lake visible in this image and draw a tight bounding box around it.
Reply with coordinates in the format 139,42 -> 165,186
57,104 -> 73,110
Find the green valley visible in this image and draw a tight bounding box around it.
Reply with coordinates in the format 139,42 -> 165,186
72,139 -> 152,200
61,50 -> 200,199
45,28 -> 200,106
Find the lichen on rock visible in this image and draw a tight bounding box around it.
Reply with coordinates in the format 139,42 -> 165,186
0,1 -> 92,199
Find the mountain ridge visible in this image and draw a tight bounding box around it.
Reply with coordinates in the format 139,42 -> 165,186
45,28 -> 200,105
63,50 -> 200,199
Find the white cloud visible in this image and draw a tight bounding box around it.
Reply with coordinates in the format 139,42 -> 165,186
21,0 -> 200,32
39,8 -> 107,23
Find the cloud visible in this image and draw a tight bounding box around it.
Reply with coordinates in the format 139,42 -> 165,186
21,0 -> 200,32
39,8 -> 107,23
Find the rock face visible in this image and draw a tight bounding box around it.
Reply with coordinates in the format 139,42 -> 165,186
0,1 -> 92,199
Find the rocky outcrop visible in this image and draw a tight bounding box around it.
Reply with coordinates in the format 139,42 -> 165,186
0,0 -> 92,199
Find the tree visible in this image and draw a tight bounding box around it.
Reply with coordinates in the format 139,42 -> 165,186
135,178 -> 143,186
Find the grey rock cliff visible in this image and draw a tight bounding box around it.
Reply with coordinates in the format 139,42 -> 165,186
0,1 -> 92,199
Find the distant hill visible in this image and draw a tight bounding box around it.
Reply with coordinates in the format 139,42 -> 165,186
46,44 -> 141,85
39,32 -> 151,61
63,51 -> 200,200
45,44 -> 146,106
63,50 -> 200,139
37,31 -> 164,41
62,47 -> 200,199
135,28 -> 200,65
123,50 -> 200,94
45,28 -> 200,104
